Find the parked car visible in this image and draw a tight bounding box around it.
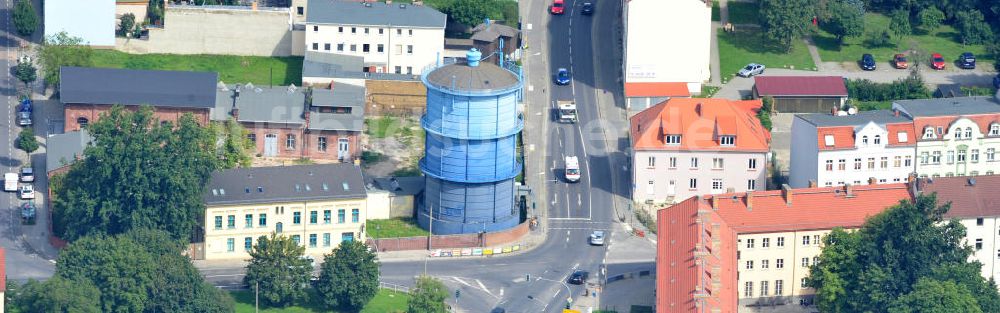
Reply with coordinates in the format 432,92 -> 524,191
550,0 -> 565,14
555,68 -> 571,85
958,52 -> 976,69
568,270 -> 589,284
892,54 -> 908,69
19,167 -> 33,183
581,2 -> 594,15
490,308 -> 506,313
993,74 -> 1000,89
589,230 -> 605,245
860,54 -> 876,71
17,97 -> 31,127
930,53 -> 946,70
19,185 -> 33,200
737,63 -> 765,77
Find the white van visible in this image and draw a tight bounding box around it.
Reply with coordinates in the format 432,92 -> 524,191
565,156 -> 580,182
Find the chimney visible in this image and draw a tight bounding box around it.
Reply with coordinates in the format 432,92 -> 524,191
781,184 -> 792,205
711,196 -> 719,210
746,191 -> 754,211
808,180 -> 817,188
894,109 -> 900,117
695,103 -> 702,117
868,177 -> 877,185
845,184 -> 855,198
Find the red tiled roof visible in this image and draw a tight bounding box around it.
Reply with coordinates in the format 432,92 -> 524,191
625,82 -> 691,97
916,176 -> 1000,219
913,115 -> 1000,141
630,98 -> 771,152
816,126 -> 855,150
754,76 -> 848,97
886,122 -> 916,147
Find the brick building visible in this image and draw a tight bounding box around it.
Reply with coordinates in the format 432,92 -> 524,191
60,67 -> 218,132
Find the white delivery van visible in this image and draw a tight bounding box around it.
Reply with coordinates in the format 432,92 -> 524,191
565,156 -> 581,182
4,173 -> 18,192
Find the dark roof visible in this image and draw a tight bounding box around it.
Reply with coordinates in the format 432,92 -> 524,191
215,84 -> 306,124
916,176 -> 1000,219
204,164 -> 366,206
313,83 -> 366,107
424,60 -> 520,93
60,67 -> 218,109
371,176 -> 424,196
306,0 -> 446,28
894,97 -> 1000,117
309,85 -> 365,131
796,110 -> 911,127
754,76 -> 848,97
45,130 -> 92,172
937,84 -> 964,98
303,51 -> 365,79
471,22 -> 518,42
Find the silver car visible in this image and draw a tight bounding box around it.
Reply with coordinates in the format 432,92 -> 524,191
589,230 -> 605,245
737,63 -> 765,77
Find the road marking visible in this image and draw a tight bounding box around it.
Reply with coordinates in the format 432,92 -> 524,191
548,217 -> 591,220
476,279 -> 494,297
452,276 -> 472,287
552,194 -> 558,205
528,85 -> 534,92
577,194 -> 582,206
526,23 -> 532,30
550,227 -> 610,231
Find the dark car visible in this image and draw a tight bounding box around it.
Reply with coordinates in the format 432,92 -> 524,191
959,52 -> 976,69
993,74 -> 1000,89
490,308 -> 506,313
860,54 -> 876,71
581,2 -> 594,15
568,270 -> 589,284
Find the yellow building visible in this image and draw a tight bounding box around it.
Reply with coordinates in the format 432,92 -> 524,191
202,164 -> 367,260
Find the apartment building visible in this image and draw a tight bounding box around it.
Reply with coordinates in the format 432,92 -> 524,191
656,183 -> 912,313
201,164 -> 367,260
893,97 -> 1000,178
304,0 -> 446,75
790,110 -> 916,188
630,98 -> 770,204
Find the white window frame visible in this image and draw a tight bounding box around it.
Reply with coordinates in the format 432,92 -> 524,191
665,135 -> 681,145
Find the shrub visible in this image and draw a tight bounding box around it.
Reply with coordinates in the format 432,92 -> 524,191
846,74 -> 931,102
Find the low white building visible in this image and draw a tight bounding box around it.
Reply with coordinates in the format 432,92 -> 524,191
790,111 -> 916,188
304,0 -> 446,75
893,97 -> 1000,178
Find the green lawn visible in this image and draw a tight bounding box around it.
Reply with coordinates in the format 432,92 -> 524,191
695,85 -> 720,98
232,289 -> 409,313
91,50 -> 303,86
367,218 -> 429,239
813,13 -> 992,67
365,116 -> 400,139
726,2 -> 759,25
717,29 -> 816,83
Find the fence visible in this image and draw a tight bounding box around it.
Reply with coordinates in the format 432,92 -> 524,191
379,281 -> 411,294
368,221 -> 530,252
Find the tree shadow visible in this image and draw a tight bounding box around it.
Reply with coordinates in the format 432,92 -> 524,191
719,29 -> 792,54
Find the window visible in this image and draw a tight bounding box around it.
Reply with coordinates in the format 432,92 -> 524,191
690,158 -> 699,168
377,44 -> 384,53
227,215 -> 235,229
748,158 -> 757,169
712,179 -> 723,191
245,214 -> 253,228
955,128 -> 963,139
323,233 -> 331,247
874,135 -> 881,145
286,134 -> 296,149
744,282 -> 753,297
775,280 -> 784,296
665,135 -> 681,145
802,236 -> 810,245
761,260 -> 770,269
824,135 -> 835,146
746,239 -> 755,249
350,44 -> 357,52
406,45 -> 413,54
838,159 -> 846,171
647,156 -> 655,168
932,151 -> 942,164
720,136 -> 735,146
966,127 -> 973,139
352,209 -> 360,223
802,257 -> 810,267
395,44 -> 403,55
776,259 -> 784,269
318,137 -> 327,152
880,157 -> 888,169
923,127 -> 936,139
293,212 -> 301,225
854,158 -> 862,170
297,6 -> 304,15
959,149 -> 967,163
276,222 -> 283,233
406,66 -> 413,75
862,135 -> 868,145
972,149 -> 980,162
777,237 -> 784,247
338,209 -> 346,223
977,218 -> 985,226
364,28 -> 370,34
324,43 -> 331,51
291,235 -> 301,245
867,157 -> 875,169
747,179 -> 756,191
378,28 -> 384,35
258,214 -> 267,226
689,178 -> 697,189
762,238 -> 770,248
323,210 -> 331,224
227,238 -> 235,252
351,27 -> 356,33
712,158 -> 724,169
825,160 -> 834,171
309,234 -> 318,247
991,123 -> 1000,136
362,44 -> 370,53
920,152 -> 929,164
408,29 -> 413,36
760,281 -> 769,296
898,131 -> 908,143
394,66 -> 402,74
947,151 -> 955,164
245,237 -> 253,251
312,43 -> 318,50
314,25 -> 320,32
813,256 -> 819,264
396,29 -> 402,35
214,216 -> 222,229
802,278 -> 808,289
988,148 -> 996,161
338,26 -> 343,33
310,211 -> 318,224
746,260 -> 754,270
814,235 -> 820,245
669,157 -> 677,168
894,156 -> 901,168
977,239 -> 984,250
905,155 -> 912,167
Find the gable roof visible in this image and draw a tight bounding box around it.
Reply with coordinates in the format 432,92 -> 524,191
471,22 -> 518,42
204,164 -> 366,206
46,130 -> 93,172
309,85 -> 366,131
894,97 -> 1000,117
796,110 -> 909,127
216,85 -> 307,124
306,0 -> 446,28
624,82 -> 691,98
753,76 -> 848,97
630,98 -> 770,152
60,67 -> 218,109
915,175 -> 1000,219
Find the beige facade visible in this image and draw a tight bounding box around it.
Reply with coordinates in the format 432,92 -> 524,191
737,229 -> 834,310
204,197 -> 367,260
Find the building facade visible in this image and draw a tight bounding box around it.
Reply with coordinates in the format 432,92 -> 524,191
790,111 -> 916,188
201,164 -> 367,260
304,0 -> 445,75
630,98 -> 770,204
894,97 -> 1000,178
752,76 -> 848,113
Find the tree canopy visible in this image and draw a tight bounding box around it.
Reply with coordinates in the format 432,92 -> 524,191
822,0 -> 866,42
759,0 -> 815,51
36,32 -> 94,86
11,277 -> 102,313
807,194 -> 1000,313
316,240 -> 380,311
12,0 -> 37,37
441,0 -> 502,27
408,276 -> 449,313
244,233 -> 313,307
15,61 -> 36,87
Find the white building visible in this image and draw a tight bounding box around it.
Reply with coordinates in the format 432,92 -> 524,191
622,0 -> 710,110
790,111 -> 916,188
304,0 -> 445,75
893,97 -> 1000,178
45,0 -> 116,47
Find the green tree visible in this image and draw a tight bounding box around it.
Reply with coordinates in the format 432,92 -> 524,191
12,0 -> 37,37
756,97 -> 773,131
54,106 -> 218,241
14,277 -> 102,313
760,0 -> 815,51
16,128 -> 37,153
888,278 -> 982,313
822,0 -> 865,43
15,61 -> 36,87
442,0 -> 501,27
889,9 -> 912,37
147,0 -> 164,25
214,119 -> 253,169
954,10 -> 993,45
119,13 -> 136,37
916,7 -> 944,33
316,240 -> 380,311
408,276 -> 449,313
244,233 -> 312,307
36,32 -> 94,86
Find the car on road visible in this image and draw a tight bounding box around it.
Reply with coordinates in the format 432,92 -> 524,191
860,54 -> 876,71
568,270 -> 589,284
892,54 -> 908,69
490,308 -> 506,313
737,63 -> 765,77
19,167 -> 33,183
993,74 -> 1000,89
550,0 -> 565,14
19,185 -> 33,200
565,156 -> 580,182
555,68 -> 571,85
581,2 -> 594,15
930,53 -> 946,70
589,230 -> 605,245
17,111 -> 30,127
958,52 -> 976,69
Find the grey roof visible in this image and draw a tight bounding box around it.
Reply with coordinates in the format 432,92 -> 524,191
306,0 -> 446,28
309,85 -> 365,131
471,22 -> 518,42
217,85 -> 307,124
60,67 -> 218,109
370,176 -> 424,196
204,164 -> 366,206
894,97 -> 1000,117
303,51 -> 365,79
796,110 -> 911,127
313,83 -> 366,107
425,60 -> 520,92
46,130 -> 93,172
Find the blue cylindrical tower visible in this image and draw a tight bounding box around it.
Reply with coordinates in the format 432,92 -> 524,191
418,49 -> 523,234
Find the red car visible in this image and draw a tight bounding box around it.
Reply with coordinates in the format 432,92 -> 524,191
550,0 -> 565,14
930,53 -> 946,70
892,54 -> 908,69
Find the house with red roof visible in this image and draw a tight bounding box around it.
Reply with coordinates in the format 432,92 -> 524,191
752,76 -> 848,113
630,98 -> 770,204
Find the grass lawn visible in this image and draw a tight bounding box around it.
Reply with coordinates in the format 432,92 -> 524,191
813,13 -> 992,67
232,289 -> 409,313
365,116 -> 400,139
91,50 -> 303,86
695,85 -> 720,98
367,218 -> 429,239
717,29 -> 816,83
726,2 -> 759,25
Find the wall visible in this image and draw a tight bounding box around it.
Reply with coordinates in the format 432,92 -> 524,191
789,117 -> 820,188
624,0 -> 710,94
962,217 -> 1000,286
116,3 -> 149,26
367,191 -> 392,219
366,80 -> 427,115
915,117 -> 1000,177
737,230 -> 828,310
768,96 -> 846,114
303,23 -> 444,75
116,6 -> 294,57
632,150 -> 768,204
64,104 -> 210,132
368,221 -> 529,252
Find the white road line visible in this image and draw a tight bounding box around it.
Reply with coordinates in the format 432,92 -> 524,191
452,276 -> 472,287
549,227 -> 610,231
577,194 -> 582,206
548,217 -> 592,221
476,279 -> 494,297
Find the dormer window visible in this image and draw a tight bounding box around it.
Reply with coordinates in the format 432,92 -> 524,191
923,127 -> 936,139
897,131 -> 908,143
720,136 -> 735,146
862,135 -> 868,145
991,123 -> 1000,136
873,135 -> 881,145
966,127 -> 973,139
665,135 -> 682,145
954,128 -> 962,139
824,135 -> 835,147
